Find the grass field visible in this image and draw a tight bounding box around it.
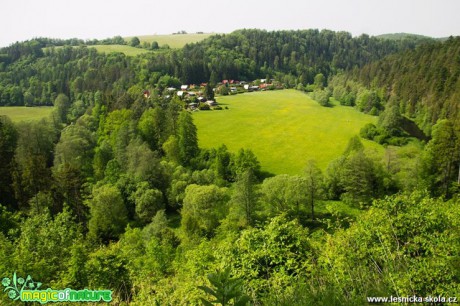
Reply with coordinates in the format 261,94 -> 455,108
0,107 -> 53,122
193,90 -> 382,175
126,33 -> 214,48
89,45 -> 152,56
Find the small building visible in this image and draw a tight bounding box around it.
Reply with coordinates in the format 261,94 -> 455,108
177,91 -> 184,97
244,84 -> 250,90
167,87 -> 176,91
181,85 -> 188,90
188,92 -> 196,96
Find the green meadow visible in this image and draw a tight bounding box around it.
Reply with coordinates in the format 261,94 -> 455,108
127,33 -> 214,48
0,106 -> 53,122
193,90 -> 381,175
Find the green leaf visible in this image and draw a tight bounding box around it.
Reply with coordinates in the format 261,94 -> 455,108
200,298 -> 215,306
198,285 -> 217,297
234,295 -> 251,306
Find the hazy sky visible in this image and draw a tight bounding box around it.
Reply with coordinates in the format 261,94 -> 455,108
1,0 -> 459,47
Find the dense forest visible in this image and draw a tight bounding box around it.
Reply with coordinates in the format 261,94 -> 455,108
0,29 -> 430,107
0,30 -> 459,305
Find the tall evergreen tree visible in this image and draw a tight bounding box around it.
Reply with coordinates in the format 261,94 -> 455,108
177,112 -> 199,166
232,169 -> 259,227
304,160 -> 324,220
0,116 -> 18,209
421,119 -> 460,197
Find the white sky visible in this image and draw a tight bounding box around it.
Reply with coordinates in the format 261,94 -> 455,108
1,0 -> 459,47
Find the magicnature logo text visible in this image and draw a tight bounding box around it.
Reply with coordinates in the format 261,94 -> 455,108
2,272 -> 112,304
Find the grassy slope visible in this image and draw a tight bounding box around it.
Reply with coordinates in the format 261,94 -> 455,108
0,107 -> 53,122
88,34 -> 213,56
193,90 -> 381,175
127,33 -> 214,48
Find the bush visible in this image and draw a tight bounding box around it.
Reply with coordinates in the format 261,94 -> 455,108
199,103 -> 210,110
359,123 -> 379,140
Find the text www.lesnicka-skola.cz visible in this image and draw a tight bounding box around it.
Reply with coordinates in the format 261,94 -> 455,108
367,295 -> 458,303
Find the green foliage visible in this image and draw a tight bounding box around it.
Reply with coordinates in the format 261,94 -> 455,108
343,135 -> 364,155
0,116 -> 18,208
177,111 -> 199,166
214,144 -> 233,181
320,192 -> 460,298
261,174 -> 308,216
181,184 -> 229,237
13,208 -> 81,283
325,136 -> 392,206
231,169 -> 260,227
360,123 -> 379,140
132,182 -> 164,225
222,215 -> 311,298
350,37 -> 460,132
378,103 -> 403,136
199,268 -> 250,306
63,240 -> 89,288
356,89 -> 382,114
53,93 -> 70,123
0,205 -> 19,236
53,123 -> 95,178
340,150 -> 380,207
130,36 -> 140,47
304,160 -> 325,220
137,107 -> 167,151
86,243 -> 131,301
421,119 -> 460,197
162,135 -> 181,164
125,139 -> 166,188
204,83 -> 215,100
216,85 -> 229,96
231,148 -> 261,178
313,73 -> 325,90
310,88 -> 332,106
88,184 -> 128,242
13,119 -> 56,208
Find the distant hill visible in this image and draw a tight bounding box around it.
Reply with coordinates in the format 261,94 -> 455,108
124,33 -> 214,49
376,33 -> 434,40
344,36 -> 460,134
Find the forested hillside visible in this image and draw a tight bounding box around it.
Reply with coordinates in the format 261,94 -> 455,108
329,36 -> 460,134
179,29 -> 431,84
0,30 -> 459,305
0,30 -> 429,107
